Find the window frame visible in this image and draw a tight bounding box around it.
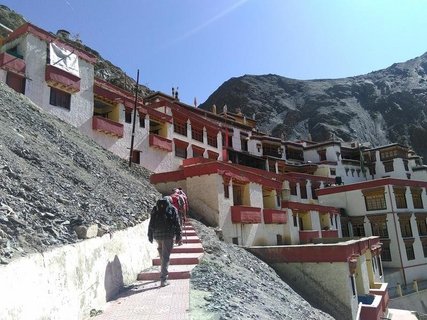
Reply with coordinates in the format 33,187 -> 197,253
49,87 -> 71,110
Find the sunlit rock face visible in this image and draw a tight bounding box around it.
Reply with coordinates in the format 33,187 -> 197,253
200,53 -> 427,160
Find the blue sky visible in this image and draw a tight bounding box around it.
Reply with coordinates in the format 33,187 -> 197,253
2,0 -> 427,105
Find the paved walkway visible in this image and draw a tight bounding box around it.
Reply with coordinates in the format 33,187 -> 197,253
95,223 -> 202,320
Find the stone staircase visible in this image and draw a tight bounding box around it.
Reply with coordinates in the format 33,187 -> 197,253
137,223 -> 204,281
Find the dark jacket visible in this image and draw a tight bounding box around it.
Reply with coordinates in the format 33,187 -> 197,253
148,197 -> 182,242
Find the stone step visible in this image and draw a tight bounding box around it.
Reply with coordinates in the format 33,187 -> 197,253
152,252 -> 203,266
172,243 -> 204,254
182,236 -> 201,244
137,265 -> 195,281
182,230 -> 197,236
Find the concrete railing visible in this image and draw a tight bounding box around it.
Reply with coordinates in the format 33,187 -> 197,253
0,221 -> 157,320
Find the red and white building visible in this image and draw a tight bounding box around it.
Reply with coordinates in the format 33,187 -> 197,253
3,21 -> 427,320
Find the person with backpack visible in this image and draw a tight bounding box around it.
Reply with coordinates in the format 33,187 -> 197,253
148,196 -> 182,287
170,188 -> 189,227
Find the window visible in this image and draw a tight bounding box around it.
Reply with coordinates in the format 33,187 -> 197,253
364,194 -> 387,211
175,145 -> 187,158
381,245 -> 392,261
290,182 -> 297,196
318,150 -> 327,161
263,144 -> 281,158
371,221 -> 389,238
241,137 -> 248,151
300,183 -> 307,199
174,120 -> 187,136
125,111 -> 132,123
286,147 -> 304,161
276,234 -> 283,245
352,222 -> 366,237
49,87 -> 71,109
6,72 -> 25,94
232,237 -> 239,245
394,188 -> 407,209
416,215 -> 427,236
412,189 -> 423,209
422,241 -> 427,258
345,168 -> 349,176
207,134 -> 217,147
293,214 -> 298,227
131,150 -> 140,164
330,168 -> 336,176
232,185 -> 243,205
383,161 -> 394,172
139,115 -> 145,127
405,243 -> 415,261
268,162 -> 276,173
341,218 -> 350,237
224,184 -> 229,199
399,216 -> 413,238
311,184 -> 318,200
380,149 -> 398,161
192,126 -> 203,142
192,146 -> 204,158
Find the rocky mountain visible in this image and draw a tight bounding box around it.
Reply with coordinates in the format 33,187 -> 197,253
0,5 -> 152,95
200,54 -> 427,161
0,82 -> 160,264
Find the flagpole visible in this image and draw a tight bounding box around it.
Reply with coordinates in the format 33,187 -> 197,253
129,69 -> 140,168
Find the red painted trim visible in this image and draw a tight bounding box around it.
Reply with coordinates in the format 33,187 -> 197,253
150,170 -> 185,184
299,230 -> 321,244
282,201 -> 340,214
263,209 -> 287,224
6,23 -> 97,63
94,78 -> 139,107
231,206 -> 262,224
192,145 -> 205,154
45,64 -> 80,92
317,178 -> 427,196
0,52 -> 26,75
149,134 -> 172,152
92,116 -> 123,138
207,150 -> 219,160
321,229 -> 339,238
174,138 -> 189,148
248,237 -> 380,263
284,172 -> 335,184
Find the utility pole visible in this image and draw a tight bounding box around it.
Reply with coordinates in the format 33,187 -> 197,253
128,69 -> 140,167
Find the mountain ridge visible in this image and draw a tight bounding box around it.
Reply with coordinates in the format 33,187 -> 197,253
200,52 -> 427,161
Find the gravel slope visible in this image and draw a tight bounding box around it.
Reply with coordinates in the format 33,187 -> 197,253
0,82 -> 160,263
190,219 -> 335,320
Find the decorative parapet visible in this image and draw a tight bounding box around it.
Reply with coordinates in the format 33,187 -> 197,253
149,134 -> 172,152
92,116 -> 123,138
45,64 -> 80,93
263,209 -> 287,224
231,206 -> 262,224
0,52 -> 26,75
299,230 -> 321,244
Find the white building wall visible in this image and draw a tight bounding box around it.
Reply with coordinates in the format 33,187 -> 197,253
186,174 -> 221,227
273,261 -> 358,320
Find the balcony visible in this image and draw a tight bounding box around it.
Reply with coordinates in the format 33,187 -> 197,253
231,206 -> 262,224
299,230 -> 320,244
369,283 -> 389,312
45,64 -> 80,93
321,229 -> 339,238
0,52 -> 26,75
92,116 -> 123,138
263,209 -> 287,224
149,134 -> 172,152
358,294 -> 384,320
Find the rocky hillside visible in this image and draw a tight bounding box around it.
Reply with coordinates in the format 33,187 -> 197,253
0,5 -> 152,95
200,54 -> 427,161
0,82 -> 160,264
0,61 -> 334,320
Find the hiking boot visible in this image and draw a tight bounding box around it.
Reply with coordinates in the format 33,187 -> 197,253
160,280 -> 170,287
